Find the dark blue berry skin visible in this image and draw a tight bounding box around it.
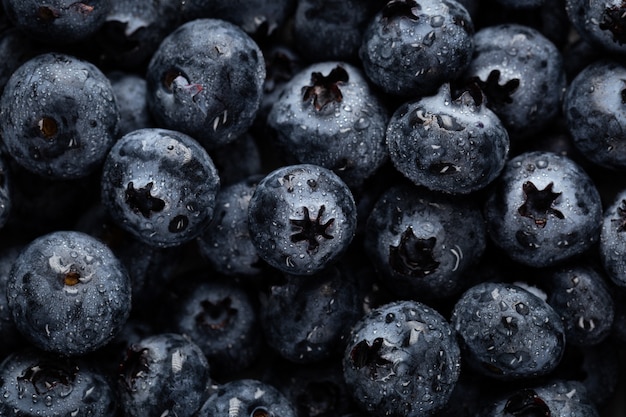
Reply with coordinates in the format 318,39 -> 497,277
209,133 -> 263,187
107,71 -> 154,137
100,128 -> 220,248
0,28 -> 40,96
565,0 -> 626,55
2,0 -> 111,44
94,0 -> 183,71
462,23 -> 566,139
563,60 -> 626,170
146,18 -> 265,150
359,0 -> 474,97
386,83 -> 509,194
0,53 -> 120,179
541,263 -> 614,346
484,151 -> 602,268
261,262 -> 363,363
451,282 -> 566,380
196,378 -> 298,417
599,188 -> 626,287
481,380 -> 599,417
292,0 -> 382,63
266,62 -> 389,189
163,276 -> 262,379
364,184 -> 487,301
117,333 -> 212,417
343,300 -> 461,417
0,348 -> 118,417
0,155 -> 11,230
0,246 -> 26,360
6,230 -> 132,356
248,164 -> 357,276
197,175 -> 264,277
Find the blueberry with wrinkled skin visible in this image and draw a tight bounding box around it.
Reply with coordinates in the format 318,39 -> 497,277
6,230 -> 132,356
146,18 -> 265,150
481,380 -> 600,417
359,0 -> 474,97
266,61 -> 390,188
117,333 -> 212,417
484,151 -> 602,268
365,184 -> 487,301
451,282 -> 566,380
542,263 -> 614,346
197,175 -> 264,277
164,276 -> 262,378
107,71 -> 154,136
386,83 -> 509,194
563,60 -> 626,170
248,164 -> 357,276
463,23 -> 566,139
195,378 -> 298,417
565,0 -> 626,55
0,53 -> 120,179
100,128 -> 220,248
2,0 -> 111,44
0,348 -> 118,417
343,300 -> 461,417
261,262 -> 363,363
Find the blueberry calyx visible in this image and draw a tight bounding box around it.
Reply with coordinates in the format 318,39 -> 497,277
195,297 -> 237,330
472,70 -> 520,106
349,338 -> 393,379
38,117 -> 58,139
503,389 -> 551,417
301,66 -> 349,111
517,181 -> 564,228
381,0 -> 421,23
388,228 -> 440,277
124,181 -> 166,218
120,347 -> 150,391
600,3 -> 626,45
69,3 -> 95,15
611,200 -> 626,232
252,407 -> 271,417
289,205 -> 335,252
18,361 -> 78,395
37,6 -> 60,22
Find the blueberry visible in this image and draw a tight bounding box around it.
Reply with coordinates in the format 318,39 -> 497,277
197,175 -> 264,277
359,0 -> 474,97
100,128 -> 220,248
565,0 -> 626,55
2,0 -> 111,44
208,133 -> 263,187
365,183 -> 487,301
599,187 -> 626,287
343,300 -> 461,417
483,151 -> 602,268
261,262 -> 363,363
248,163 -> 357,275
6,230 -> 132,356
386,83 -> 510,194
462,23 -> 566,139
0,52 -> 120,179
163,276 -> 263,379
542,262 -> 614,346
0,348 -> 118,417
0,245 -> 26,360
481,380 -> 600,417
146,18 -> 265,149
266,61 -> 390,188
117,332 -> 212,417
0,28 -> 40,96
195,378 -> 298,417
292,0 -> 382,62
451,281 -> 566,380
563,60 -> 626,170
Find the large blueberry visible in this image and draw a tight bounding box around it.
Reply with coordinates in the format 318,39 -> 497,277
343,300 -> 461,417
100,128 -> 220,248
484,151 -> 602,267
6,230 -> 132,356
146,18 -> 265,149
0,53 -> 120,179
248,164 -> 357,275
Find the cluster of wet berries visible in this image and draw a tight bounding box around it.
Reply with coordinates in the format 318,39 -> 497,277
0,0 -> 625,417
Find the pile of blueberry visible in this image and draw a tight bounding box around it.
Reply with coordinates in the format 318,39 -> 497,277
1,0 -> 626,416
